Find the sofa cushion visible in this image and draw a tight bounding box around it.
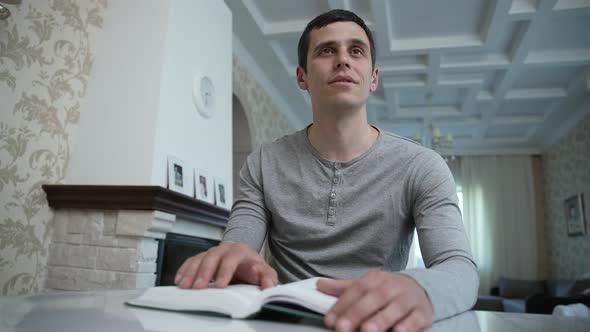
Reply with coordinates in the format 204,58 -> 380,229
546,279 -> 576,297
498,277 -> 545,298
474,295 -> 504,312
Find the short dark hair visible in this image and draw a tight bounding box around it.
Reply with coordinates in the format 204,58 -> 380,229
297,9 -> 376,72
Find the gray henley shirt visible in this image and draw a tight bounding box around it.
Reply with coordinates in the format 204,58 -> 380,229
223,126 -> 479,321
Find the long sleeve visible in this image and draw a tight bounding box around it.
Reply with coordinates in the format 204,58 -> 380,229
400,151 -> 479,321
222,146 -> 270,251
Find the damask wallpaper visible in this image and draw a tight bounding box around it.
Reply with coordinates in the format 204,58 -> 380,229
0,0 -> 107,295
543,112 -> 590,279
232,56 -> 295,148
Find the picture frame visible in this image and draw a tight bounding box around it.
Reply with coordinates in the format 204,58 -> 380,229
194,168 -> 214,204
214,177 -> 230,210
564,193 -> 586,236
167,156 -> 192,196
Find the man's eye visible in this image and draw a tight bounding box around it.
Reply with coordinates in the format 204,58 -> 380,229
351,48 -> 364,56
320,48 -> 334,55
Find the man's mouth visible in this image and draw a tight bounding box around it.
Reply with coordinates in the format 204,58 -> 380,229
329,75 -> 356,84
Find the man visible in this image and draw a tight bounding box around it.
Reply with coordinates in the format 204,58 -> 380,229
175,9 -> 478,332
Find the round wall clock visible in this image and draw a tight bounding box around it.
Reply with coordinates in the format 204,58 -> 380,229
192,74 -> 215,119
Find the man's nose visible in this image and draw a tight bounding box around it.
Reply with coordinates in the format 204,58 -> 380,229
335,51 -> 350,69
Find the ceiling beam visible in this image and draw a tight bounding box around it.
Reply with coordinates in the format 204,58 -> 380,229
477,0 -> 560,142
369,0 -> 393,57
504,88 -> 568,99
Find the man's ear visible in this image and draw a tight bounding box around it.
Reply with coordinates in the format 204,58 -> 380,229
296,66 -> 308,90
369,68 -> 379,92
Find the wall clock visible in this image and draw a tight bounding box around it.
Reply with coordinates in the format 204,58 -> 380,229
192,74 -> 215,119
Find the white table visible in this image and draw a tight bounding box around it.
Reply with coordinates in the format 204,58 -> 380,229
1,289 -> 588,331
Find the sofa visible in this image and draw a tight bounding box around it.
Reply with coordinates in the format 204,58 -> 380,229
473,277 -> 590,314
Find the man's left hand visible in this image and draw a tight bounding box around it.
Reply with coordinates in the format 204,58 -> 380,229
317,270 -> 433,332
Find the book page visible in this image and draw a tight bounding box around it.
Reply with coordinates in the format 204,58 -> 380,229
261,278 -> 337,315
126,285 -> 264,318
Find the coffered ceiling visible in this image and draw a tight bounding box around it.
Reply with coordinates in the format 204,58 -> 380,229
225,0 -> 590,155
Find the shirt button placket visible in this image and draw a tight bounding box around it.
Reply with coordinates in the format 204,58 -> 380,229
327,162 -> 341,226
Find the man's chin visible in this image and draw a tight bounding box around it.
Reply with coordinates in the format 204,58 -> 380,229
320,98 -> 365,112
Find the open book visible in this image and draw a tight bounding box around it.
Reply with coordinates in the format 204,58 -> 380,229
126,277 -> 337,319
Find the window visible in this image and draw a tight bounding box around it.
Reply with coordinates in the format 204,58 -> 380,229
409,187 -> 464,269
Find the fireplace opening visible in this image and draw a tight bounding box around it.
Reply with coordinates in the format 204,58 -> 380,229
155,232 -> 220,286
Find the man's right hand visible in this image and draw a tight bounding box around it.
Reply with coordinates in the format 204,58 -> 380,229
174,242 -> 278,290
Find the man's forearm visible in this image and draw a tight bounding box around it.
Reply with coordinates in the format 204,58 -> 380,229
222,202 -> 269,252
401,256 -> 479,321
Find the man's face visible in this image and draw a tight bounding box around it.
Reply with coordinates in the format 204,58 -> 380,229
297,21 -> 378,111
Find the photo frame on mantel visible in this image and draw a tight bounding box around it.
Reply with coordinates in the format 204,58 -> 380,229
194,168 -> 214,204
167,155 -> 192,197
564,193 -> 586,236
214,177 -> 230,210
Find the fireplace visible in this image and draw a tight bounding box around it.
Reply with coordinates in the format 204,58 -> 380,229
155,233 -> 219,286
43,185 -> 229,291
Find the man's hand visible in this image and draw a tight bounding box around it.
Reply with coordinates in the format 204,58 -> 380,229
174,242 -> 278,289
317,271 -> 433,332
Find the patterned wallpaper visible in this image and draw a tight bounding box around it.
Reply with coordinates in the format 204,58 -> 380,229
543,112 -> 590,279
0,0 -> 107,295
232,56 -> 295,148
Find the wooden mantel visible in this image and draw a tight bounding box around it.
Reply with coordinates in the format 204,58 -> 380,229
42,185 -> 229,227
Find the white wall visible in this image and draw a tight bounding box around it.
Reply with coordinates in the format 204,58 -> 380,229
67,0 -> 233,202
67,0 -> 169,185
152,0 -> 233,202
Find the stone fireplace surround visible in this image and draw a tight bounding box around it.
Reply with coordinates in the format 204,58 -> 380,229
42,185 -> 229,291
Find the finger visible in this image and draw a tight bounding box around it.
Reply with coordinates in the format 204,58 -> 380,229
259,266 -> 279,289
174,256 -> 193,285
229,259 -> 257,285
177,254 -> 204,288
214,251 -> 246,288
193,247 -> 226,288
329,277 -> 380,315
360,298 -> 411,332
324,279 -> 382,331
338,287 -> 398,332
393,309 -> 430,332
176,254 -> 202,283
238,260 -> 270,285
317,278 -> 354,296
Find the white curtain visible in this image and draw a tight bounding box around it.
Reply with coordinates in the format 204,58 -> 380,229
458,155 -> 538,295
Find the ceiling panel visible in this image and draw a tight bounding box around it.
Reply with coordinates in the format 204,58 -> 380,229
390,0 -> 485,40
251,0 -> 330,23
348,0 -> 372,21
486,123 -> 532,138
530,15 -> 590,51
513,66 -> 582,89
379,55 -> 427,70
497,100 -> 556,116
398,88 -> 466,107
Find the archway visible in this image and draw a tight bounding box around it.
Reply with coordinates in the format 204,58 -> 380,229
232,94 -> 253,201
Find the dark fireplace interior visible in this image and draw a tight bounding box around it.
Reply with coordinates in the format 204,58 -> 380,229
155,232 -> 220,286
